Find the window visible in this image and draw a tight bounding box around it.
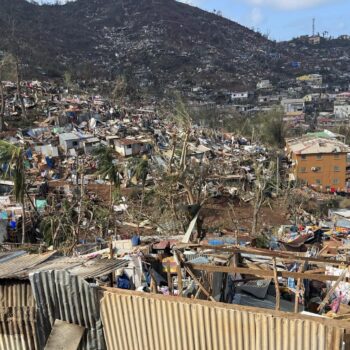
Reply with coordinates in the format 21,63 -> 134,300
72,141 -> 78,147
316,154 -> 322,160
301,155 -> 307,160
300,167 -> 306,173
333,179 -> 339,185
334,154 -> 340,159
315,179 -> 322,185
334,166 -> 340,172
127,145 -> 132,149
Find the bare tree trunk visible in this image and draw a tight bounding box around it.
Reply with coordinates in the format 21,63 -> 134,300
21,201 -> 26,244
105,182 -> 114,237
183,182 -> 195,205
0,82 -> 4,132
140,183 -> 145,214
168,137 -> 177,173
251,188 -> 263,237
15,59 -> 27,120
0,72 -> 5,131
251,205 -> 259,237
179,130 -> 190,170
76,170 -> 84,242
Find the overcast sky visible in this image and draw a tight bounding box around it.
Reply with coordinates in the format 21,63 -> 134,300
39,0 -> 350,41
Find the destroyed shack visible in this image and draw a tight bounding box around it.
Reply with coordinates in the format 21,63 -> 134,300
114,139 -> 149,157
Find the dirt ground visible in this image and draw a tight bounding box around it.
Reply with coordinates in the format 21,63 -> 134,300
201,197 -> 288,234
48,181 -> 289,236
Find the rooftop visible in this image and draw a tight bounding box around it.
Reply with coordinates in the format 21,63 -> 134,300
115,139 -> 145,146
286,137 -> 350,155
58,132 -> 81,141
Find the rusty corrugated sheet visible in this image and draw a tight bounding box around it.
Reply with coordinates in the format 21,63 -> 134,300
100,290 -> 347,350
0,307 -> 38,350
30,270 -> 106,350
0,254 -> 127,350
0,281 -> 34,307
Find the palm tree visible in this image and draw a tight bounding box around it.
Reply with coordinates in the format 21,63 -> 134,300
0,141 -> 26,243
94,146 -> 121,202
94,146 -> 121,237
135,156 -> 149,213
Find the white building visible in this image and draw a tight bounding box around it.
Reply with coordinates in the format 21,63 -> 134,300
334,103 -> 350,119
257,80 -> 272,90
114,139 -> 148,157
281,98 -> 305,113
231,92 -> 249,100
59,133 -> 81,153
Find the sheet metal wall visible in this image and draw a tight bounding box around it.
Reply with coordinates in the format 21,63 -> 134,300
101,290 -> 346,350
0,282 -> 37,350
0,281 -> 35,308
0,307 -> 38,350
30,270 -> 106,350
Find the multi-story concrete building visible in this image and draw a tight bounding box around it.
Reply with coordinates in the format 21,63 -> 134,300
286,137 -> 350,191
281,98 -> 305,113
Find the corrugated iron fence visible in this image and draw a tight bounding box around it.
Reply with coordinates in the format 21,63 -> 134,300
30,270 -> 106,350
0,281 -> 37,350
0,307 -> 37,350
101,289 -> 348,350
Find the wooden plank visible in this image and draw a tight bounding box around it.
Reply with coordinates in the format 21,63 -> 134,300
294,263 -> 305,313
44,320 -> 85,350
184,265 -> 215,302
167,261 -> 173,295
318,267 -> 349,313
177,265 -> 183,295
174,251 -> 183,295
182,212 -> 199,243
273,258 -> 280,311
189,245 -> 349,267
186,263 -> 350,283
150,270 -> 157,294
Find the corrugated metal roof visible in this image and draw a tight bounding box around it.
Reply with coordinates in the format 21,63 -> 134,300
0,252 -> 128,280
100,289 -> 348,350
0,252 -> 56,279
30,270 -> 106,350
0,307 -> 38,350
0,250 -> 27,263
32,257 -> 84,274
0,257 -> 127,350
69,259 -> 128,279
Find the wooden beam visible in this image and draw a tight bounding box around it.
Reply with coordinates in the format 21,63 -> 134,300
150,270 -> 157,294
174,251 -> 183,295
167,261 -> 173,295
186,263 -> 350,283
294,264 -> 305,313
318,267 -> 349,313
109,240 -> 114,287
177,265 -> 183,295
184,265 -> 215,302
273,258 -> 280,311
188,245 -> 348,267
